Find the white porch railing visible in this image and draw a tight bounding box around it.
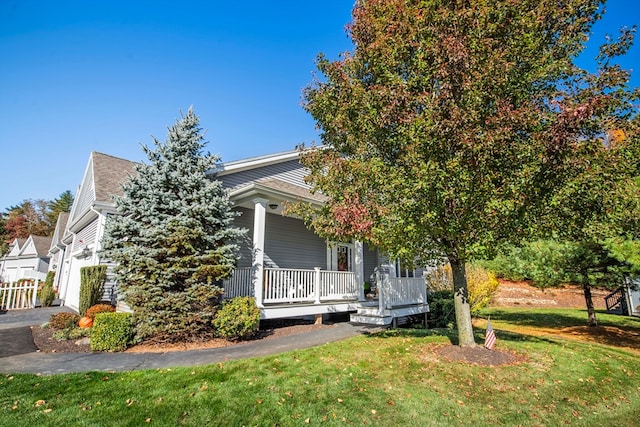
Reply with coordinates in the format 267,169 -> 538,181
379,276 -> 427,310
223,267 -> 360,305
222,268 -> 427,312
1,280 -> 39,310
222,267 -> 255,299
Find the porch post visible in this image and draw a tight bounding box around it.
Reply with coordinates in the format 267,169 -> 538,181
354,240 -> 365,301
314,267 -> 321,304
252,198 -> 268,308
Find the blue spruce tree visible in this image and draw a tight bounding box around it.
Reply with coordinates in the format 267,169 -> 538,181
101,107 -> 246,342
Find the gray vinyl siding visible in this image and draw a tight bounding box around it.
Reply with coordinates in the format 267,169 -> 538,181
72,166 -> 95,223
233,208 -> 256,268
219,160 -> 309,190
232,207 -> 326,270
363,243 -> 379,283
72,219 -> 99,252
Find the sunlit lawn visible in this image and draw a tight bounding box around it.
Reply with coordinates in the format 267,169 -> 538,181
1,308 -> 639,426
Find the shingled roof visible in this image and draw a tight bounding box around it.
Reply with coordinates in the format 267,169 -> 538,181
92,152 -> 139,203
30,236 -> 53,256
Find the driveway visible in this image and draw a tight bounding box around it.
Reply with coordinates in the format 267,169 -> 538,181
0,307 -> 378,375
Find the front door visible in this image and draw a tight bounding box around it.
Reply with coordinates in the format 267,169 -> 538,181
336,244 -> 353,272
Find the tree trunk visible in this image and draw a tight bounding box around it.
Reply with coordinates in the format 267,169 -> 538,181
583,284 -> 598,327
450,257 -> 476,347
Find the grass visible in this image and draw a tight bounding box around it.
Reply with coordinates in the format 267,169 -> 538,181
1,308 -> 639,426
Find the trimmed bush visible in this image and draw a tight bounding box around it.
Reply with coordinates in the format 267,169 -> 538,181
213,297 -> 260,340
91,312 -> 134,352
49,312 -> 81,330
39,272 -> 56,307
427,290 -> 455,328
79,265 -> 107,316
85,303 -> 116,319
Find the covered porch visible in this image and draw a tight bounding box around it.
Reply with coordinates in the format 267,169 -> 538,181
221,174 -> 427,325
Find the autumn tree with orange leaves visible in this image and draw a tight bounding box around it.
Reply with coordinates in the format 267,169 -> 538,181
300,0 -> 638,346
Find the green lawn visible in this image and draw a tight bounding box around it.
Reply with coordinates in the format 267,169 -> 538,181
2,308 -> 639,426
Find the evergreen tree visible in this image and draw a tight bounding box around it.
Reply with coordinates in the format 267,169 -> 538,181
101,107 -> 246,342
46,190 -> 74,226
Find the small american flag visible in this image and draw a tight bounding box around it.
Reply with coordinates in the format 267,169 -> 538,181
484,317 -> 496,350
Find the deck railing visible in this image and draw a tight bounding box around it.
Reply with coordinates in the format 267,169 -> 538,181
604,286 -> 629,315
222,267 -> 427,310
264,268 -> 359,304
222,267 -> 255,299
379,276 -> 427,310
223,267 -> 360,304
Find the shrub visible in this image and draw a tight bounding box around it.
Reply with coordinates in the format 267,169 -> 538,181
482,240 -> 572,287
49,312 -> 81,330
79,265 -> 107,315
85,303 -> 116,319
213,297 -> 261,340
53,326 -> 91,341
466,264 -> 500,313
427,290 -> 455,328
91,312 -> 134,352
39,271 -> 56,307
426,263 -> 500,313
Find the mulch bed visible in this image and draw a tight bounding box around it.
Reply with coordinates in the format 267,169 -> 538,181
29,318 -> 336,355
434,344 -> 526,366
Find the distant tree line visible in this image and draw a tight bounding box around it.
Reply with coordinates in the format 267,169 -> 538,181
0,190 -> 74,255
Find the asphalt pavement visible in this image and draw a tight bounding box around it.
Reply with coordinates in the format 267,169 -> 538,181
0,306 -> 379,375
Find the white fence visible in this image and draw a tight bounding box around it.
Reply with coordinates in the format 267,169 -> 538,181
0,280 -> 40,310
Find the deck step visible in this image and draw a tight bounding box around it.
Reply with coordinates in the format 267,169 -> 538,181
349,313 -> 394,326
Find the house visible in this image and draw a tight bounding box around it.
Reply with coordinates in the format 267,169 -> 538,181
0,235 -> 52,283
54,152 -> 138,312
605,281 -> 640,318
47,212 -> 69,292
54,149 -> 429,325
215,150 -> 429,324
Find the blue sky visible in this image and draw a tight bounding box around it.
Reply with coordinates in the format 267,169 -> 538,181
0,0 -> 637,210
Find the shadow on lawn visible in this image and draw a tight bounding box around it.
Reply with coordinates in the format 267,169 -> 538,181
484,308 -> 640,331
364,310 -> 640,353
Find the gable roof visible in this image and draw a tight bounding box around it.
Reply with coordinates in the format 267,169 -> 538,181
29,236 -> 53,257
215,150 -> 300,176
92,152 -> 139,203
49,212 -> 70,251
2,236 -> 51,260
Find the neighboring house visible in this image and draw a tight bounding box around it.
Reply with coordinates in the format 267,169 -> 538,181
626,283 -> 640,317
54,149 -> 429,325
605,281 -> 640,318
55,152 -> 138,312
0,235 -> 52,282
47,212 -> 69,292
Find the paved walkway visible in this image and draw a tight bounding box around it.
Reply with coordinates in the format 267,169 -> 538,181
0,307 -> 379,375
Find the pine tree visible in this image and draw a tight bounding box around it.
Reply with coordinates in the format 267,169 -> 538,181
46,190 -> 74,226
101,107 -> 246,342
